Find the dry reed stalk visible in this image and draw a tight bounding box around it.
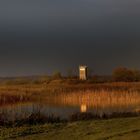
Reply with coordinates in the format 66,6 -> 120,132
53,90 -> 140,109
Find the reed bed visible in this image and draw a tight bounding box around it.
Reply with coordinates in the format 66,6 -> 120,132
0,81 -> 140,107
0,91 -> 33,105
0,82 -> 140,125
53,89 -> 140,111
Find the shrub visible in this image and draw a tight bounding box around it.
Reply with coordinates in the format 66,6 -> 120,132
112,67 -> 140,82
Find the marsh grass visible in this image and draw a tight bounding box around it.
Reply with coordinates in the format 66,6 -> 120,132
0,82 -> 140,106
54,89 -> 140,109
0,111 -> 139,127
0,91 -> 33,105
0,112 -> 61,126
0,81 -> 140,124
69,111 -> 140,121
0,82 -> 140,109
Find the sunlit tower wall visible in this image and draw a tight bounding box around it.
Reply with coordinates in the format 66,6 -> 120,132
79,66 -> 88,80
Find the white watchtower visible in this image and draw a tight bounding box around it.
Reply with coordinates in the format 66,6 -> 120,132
79,66 -> 88,80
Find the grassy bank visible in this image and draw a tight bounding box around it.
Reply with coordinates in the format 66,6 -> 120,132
0,116 -> 140,140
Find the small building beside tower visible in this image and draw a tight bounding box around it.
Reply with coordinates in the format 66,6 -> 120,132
79,66 -> 88,80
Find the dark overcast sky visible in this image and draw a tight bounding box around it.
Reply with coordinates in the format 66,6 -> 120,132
0,0 -> 140,76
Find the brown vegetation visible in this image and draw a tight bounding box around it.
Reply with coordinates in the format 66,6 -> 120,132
0,80 -> 140,105
113,67 -> 140,82
51,89 -> 140,113
0,78 -> 140,125
0,112 -> 61,126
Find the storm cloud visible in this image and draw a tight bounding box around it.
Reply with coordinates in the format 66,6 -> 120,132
0,0 -> 140,76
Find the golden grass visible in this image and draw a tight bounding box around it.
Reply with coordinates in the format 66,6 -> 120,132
0,82 -> 140,123
51,90 -> 140,112
0,81 -> 140,108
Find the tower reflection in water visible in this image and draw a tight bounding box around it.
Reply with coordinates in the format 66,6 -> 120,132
80,104 -> 87,113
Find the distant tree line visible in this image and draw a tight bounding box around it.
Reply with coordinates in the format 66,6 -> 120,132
112,67 -> 140,82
